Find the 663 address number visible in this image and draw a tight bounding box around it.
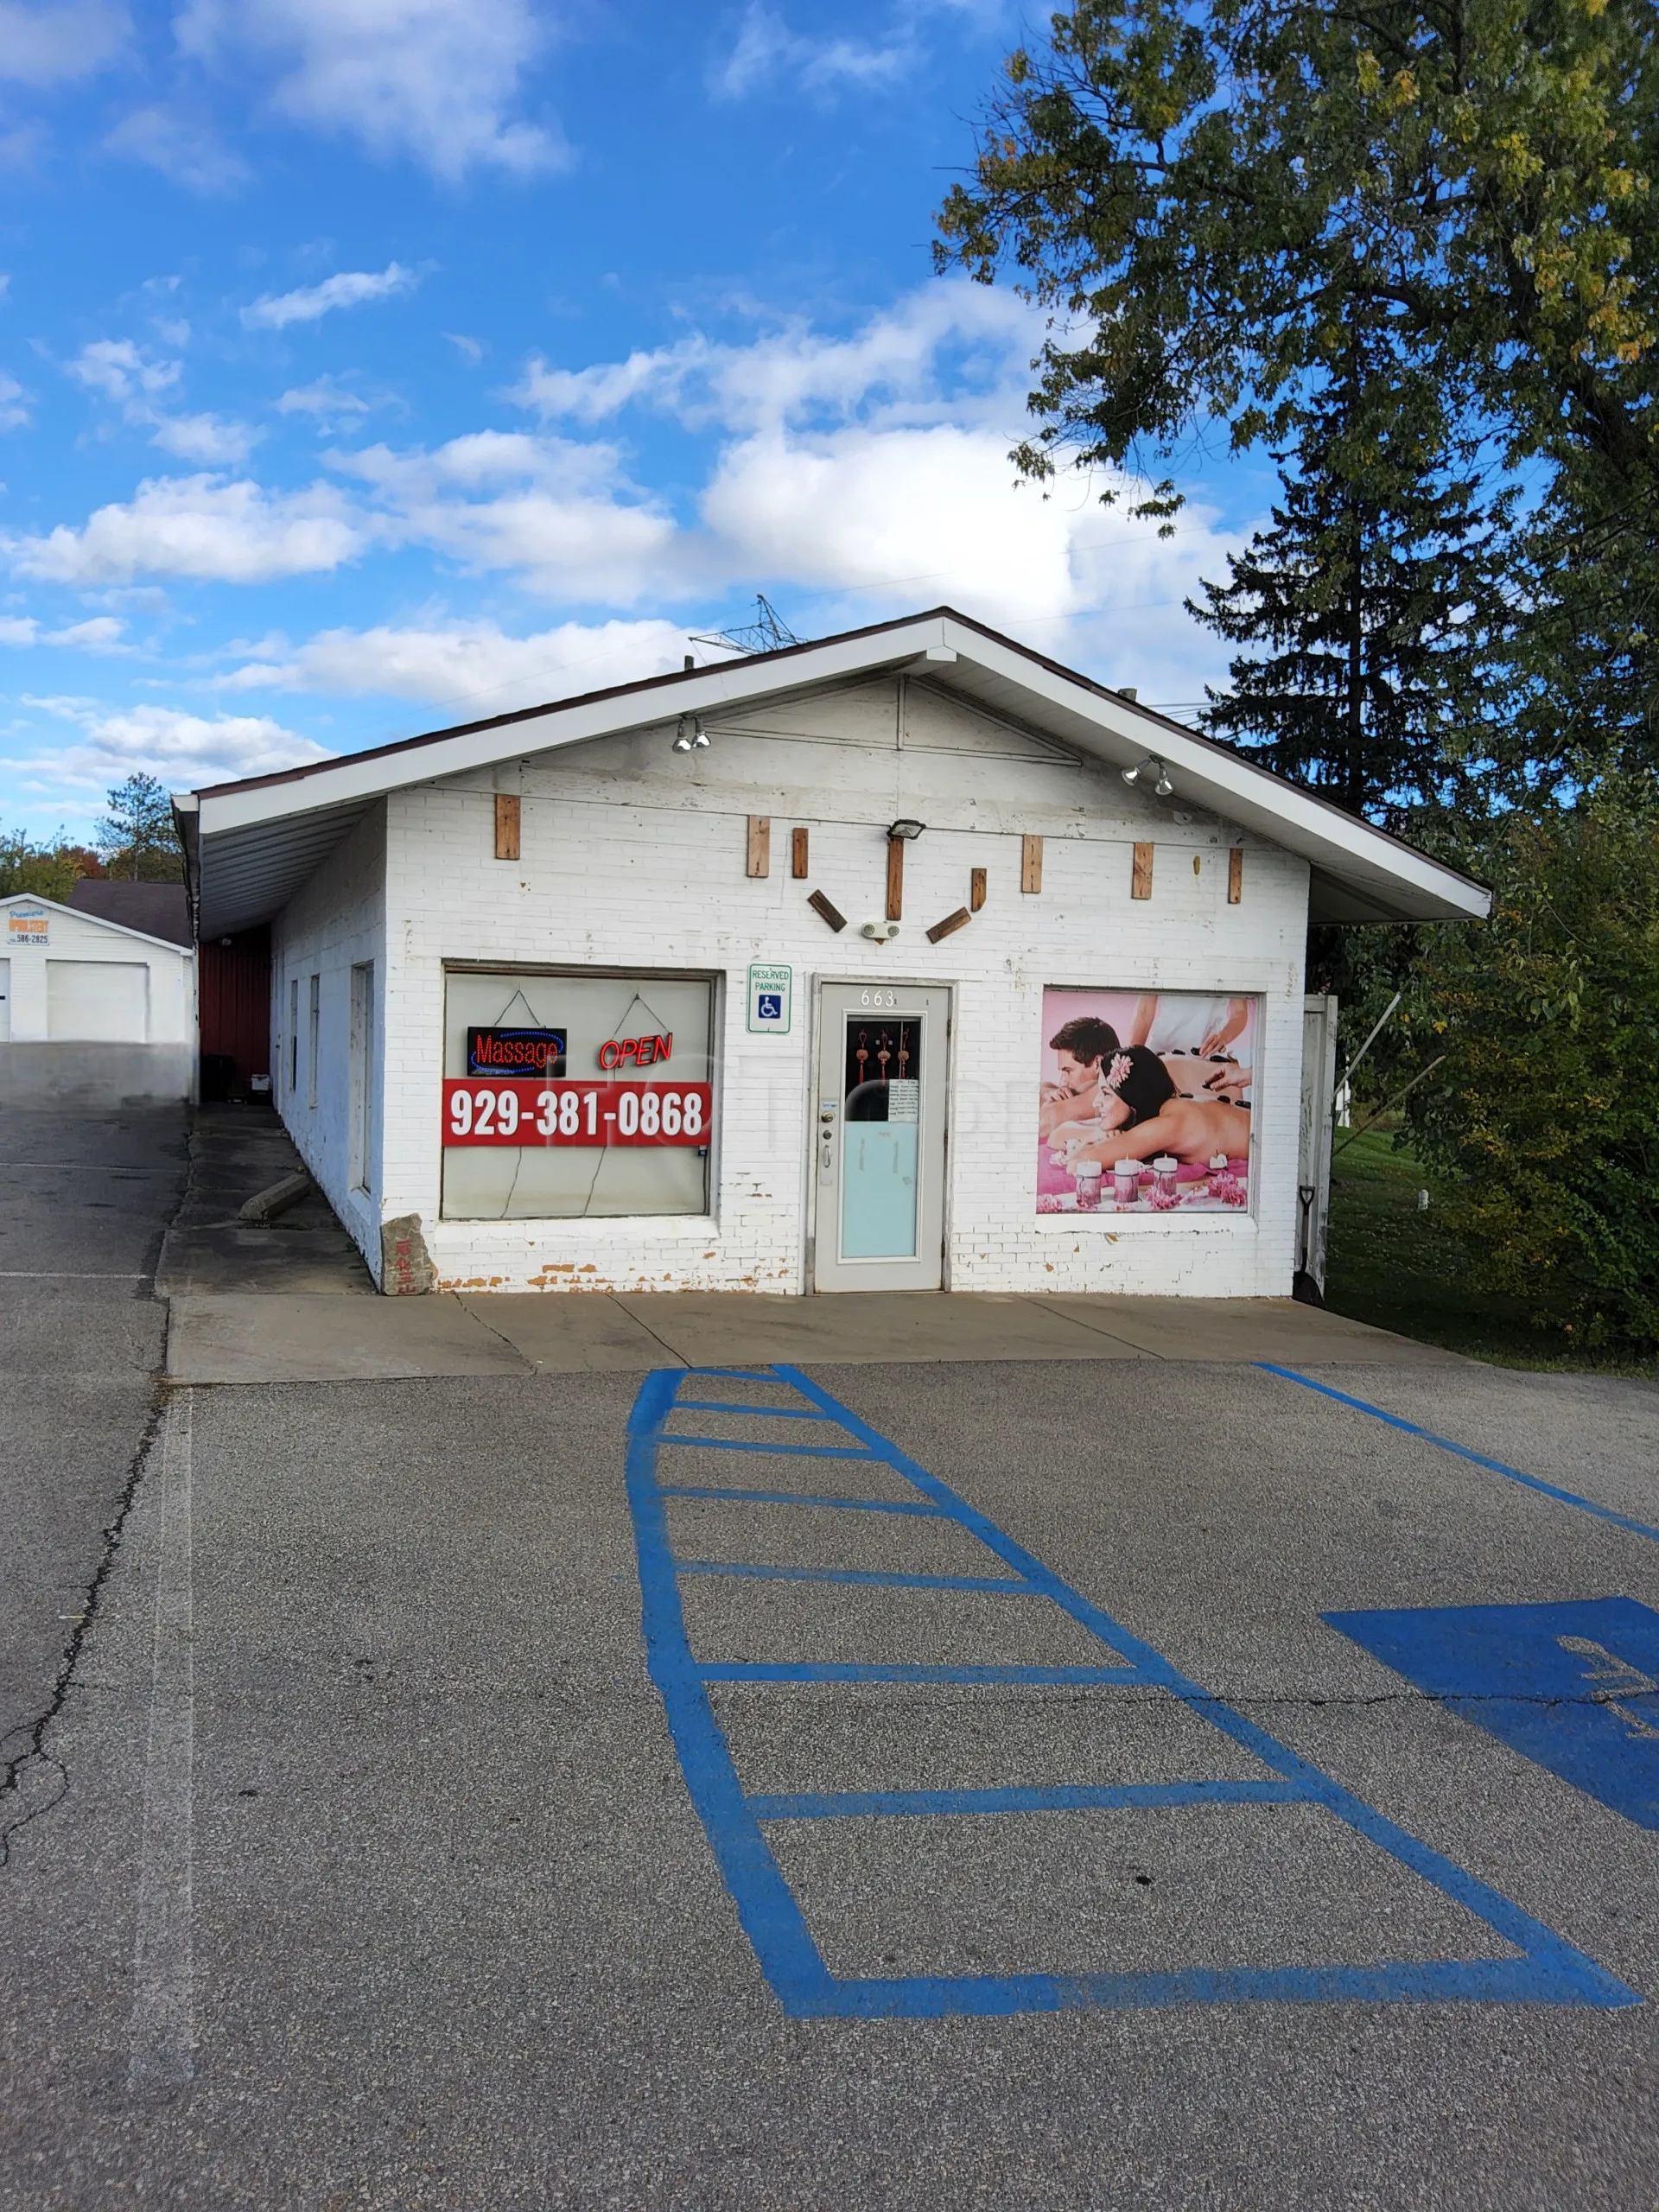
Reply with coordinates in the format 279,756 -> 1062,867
442,1078 -> 711,1147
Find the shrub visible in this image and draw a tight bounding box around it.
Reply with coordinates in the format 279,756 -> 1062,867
1402,779 -> 1659,1355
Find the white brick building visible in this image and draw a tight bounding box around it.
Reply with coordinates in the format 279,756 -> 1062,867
176,611 -> 1486,1298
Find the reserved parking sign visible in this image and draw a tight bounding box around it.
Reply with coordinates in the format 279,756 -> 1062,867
747,962 -> 791,1035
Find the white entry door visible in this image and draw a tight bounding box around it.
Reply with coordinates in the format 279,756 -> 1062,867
812,982 -> 950,1293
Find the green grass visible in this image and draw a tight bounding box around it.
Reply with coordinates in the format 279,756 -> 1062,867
1322,1128 -> 1651,1373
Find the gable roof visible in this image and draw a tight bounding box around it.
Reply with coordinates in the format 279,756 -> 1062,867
175,606 -> 1490,935
1,889 -> 195,956
67,879 -> 192,948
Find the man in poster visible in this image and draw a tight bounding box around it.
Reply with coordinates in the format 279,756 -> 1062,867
1038,1014 -> 1122,1142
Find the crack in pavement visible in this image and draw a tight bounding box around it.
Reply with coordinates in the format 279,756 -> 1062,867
0,1381 -> 169,1866
0,1124 -> 193,1868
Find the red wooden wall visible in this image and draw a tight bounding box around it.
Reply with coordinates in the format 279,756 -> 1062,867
198,925 -> 271,1089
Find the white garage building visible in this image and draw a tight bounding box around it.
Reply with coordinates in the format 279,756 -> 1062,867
175,610 -> 1488,1298
0,891 -> 196,1106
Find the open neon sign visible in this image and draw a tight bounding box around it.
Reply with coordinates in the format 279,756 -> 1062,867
597,1032 -> 671,1071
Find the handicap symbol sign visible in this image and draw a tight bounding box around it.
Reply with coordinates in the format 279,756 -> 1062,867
1325,1596 -> 1659,1829
747,962 -> 791,1033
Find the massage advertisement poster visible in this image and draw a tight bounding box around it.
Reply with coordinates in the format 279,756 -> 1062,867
1037,988 -> 1255,1216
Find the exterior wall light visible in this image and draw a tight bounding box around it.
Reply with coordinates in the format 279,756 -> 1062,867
887,817 -> 925,840
673,715 -> 710,753
1122,756 -> 1173,798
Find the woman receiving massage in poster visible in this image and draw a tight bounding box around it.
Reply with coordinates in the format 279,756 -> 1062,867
1065,1045 -> 1251,1172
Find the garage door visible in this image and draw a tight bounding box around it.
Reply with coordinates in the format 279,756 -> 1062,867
47,960 -> 150,1043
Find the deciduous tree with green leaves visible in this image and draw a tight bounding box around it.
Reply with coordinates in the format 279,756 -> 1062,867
1402,778 -> 1659,1352
937,0 -> 1659,785
0,830 -> 103,904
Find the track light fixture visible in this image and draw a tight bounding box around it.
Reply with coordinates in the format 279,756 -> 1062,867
1122,755 -> 1173,798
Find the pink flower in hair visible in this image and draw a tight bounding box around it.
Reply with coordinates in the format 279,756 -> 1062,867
1105,1053 -> 1133,1092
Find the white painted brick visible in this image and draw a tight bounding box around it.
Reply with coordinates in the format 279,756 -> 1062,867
272,677 -> 1308,1297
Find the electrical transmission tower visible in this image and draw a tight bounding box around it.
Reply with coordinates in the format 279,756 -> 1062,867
690,594 -> 801,658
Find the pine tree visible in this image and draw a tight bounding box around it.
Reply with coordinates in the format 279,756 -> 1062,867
1190,329 -> 1506,821
97,772 -> 182,882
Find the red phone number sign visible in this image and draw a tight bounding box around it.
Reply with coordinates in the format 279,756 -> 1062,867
442,1078 -> 711,1147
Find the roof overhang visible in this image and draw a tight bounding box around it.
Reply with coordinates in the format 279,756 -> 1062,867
181,608 -> 1490,937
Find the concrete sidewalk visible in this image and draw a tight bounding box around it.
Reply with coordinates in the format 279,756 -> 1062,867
154,1103 -> 374,1298
165,1286 -> 1465,1383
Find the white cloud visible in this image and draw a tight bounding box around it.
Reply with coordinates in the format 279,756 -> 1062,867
67,340 -> 260,465
0,0 -> 129,87
243,262 -> 419,332
6,474 -> 365,584
176,0 -> 563,181
148,411 -> 264,465
0,613 -> 125,650
104,105 -> 251,194
0,368 -> 29,431
11,696 -> 332,791
444,332 -> 485,365
68,339 -> 181,405
49,615 -> 127,650
219,615 -> 698,714
276,375 -> 380,429
505,283 -> 1239,695
512,283 -> 1032,435
711,3 -> 917,100
336,431 -> 677,604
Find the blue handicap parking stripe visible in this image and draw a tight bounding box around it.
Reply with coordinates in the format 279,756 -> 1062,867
1258,1365 -> 1659,1544
676,1558 -> 1036,1595
1327,1598 -> 1659,1831
747,1780 -> 1308,1819
626,1363 -> 1638,2018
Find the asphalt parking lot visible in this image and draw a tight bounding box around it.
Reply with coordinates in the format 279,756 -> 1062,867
4,1116 -> 1659,2209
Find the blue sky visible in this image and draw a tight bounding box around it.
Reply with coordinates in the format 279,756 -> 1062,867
0,0 -> 1267,840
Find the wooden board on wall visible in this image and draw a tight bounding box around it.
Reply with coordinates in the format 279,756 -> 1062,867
791,826 -> 810,879
1229,846 -> 1244,903
1132,842 -> 1154,899
747,816 -> 771,877
969,867 -> 987,912
886,835 -> 905,921
494,792 -> 521,861
1020,836 -> 1043,894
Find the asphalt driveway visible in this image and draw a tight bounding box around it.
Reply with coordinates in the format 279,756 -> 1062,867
4,1117 -> 1659,2209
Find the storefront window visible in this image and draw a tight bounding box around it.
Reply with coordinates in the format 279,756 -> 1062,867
441,969 -> 715,1219
1036,987 -> 1256,1216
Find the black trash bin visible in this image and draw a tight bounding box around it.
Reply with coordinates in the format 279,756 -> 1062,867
199,1052 -> 235,1103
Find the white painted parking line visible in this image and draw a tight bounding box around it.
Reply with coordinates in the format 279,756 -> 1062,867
128,1389 -> 196,2093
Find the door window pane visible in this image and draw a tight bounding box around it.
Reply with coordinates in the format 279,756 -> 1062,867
841,1014 -> 920,1258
